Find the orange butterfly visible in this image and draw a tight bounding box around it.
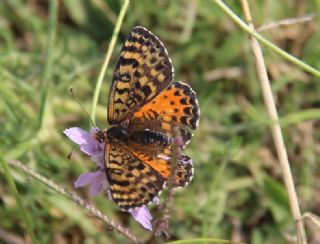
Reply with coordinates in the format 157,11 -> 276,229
103,26 -> 200,211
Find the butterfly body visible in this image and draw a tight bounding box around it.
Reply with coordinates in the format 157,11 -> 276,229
106,126 -> 130,142
104,26 -> 200,211
133,130 -> 172,147
106,124 -> 172,148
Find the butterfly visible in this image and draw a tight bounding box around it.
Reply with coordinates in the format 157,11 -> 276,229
103,26 -> 200,211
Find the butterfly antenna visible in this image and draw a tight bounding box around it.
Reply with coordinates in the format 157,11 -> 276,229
69,87 -> 97,129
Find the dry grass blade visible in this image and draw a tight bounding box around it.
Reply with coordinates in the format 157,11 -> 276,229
239,0 -> 307,243
257,14 -> 316,32
303,212 -> 320,229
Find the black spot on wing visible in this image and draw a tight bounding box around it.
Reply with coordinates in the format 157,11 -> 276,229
120,58 -> 139,68
180,98 -> 188,105
183,107 -> 192,115
116,88 -> 130,95
142,85 -> 152,97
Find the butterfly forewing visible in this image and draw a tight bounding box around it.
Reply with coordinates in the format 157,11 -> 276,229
108,26 -> 173,125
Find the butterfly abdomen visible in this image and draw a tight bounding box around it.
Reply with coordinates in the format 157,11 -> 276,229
134,130 -> 172,147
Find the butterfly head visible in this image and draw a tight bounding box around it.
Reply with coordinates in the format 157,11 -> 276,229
93,129 -> 108,143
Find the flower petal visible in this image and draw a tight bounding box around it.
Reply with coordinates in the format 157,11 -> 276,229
158,154 -> 171,161
89,171 -> 106,196
91,152 -> 105,167
90,127 -> 100,135
81,141 -> 100,157
130,206 -> 153,230
74,171 -> 101,188
64,127 -> 92,145
64,127 -> 103,157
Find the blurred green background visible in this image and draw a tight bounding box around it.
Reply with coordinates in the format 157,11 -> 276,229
1,0 -> 320,243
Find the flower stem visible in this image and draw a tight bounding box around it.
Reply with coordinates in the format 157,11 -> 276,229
90,0 -> 130,124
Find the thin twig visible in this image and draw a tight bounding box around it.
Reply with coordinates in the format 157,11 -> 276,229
257,14 -> 316,32
239,1 -> 307,243
8,159 -> 141,244
90,0 -> 130,124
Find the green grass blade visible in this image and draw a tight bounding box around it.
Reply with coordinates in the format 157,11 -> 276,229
37,0 -> 58,130
281,109 -> 320,125
90,0 -> 130,125
0,155 -> 38,243
213,0 -> 320,77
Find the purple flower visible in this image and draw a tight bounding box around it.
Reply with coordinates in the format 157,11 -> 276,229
64,127 -> 155,230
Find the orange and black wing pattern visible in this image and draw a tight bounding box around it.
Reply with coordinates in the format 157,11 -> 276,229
104,26 -> 199,211
105,142 -> 164,211
130,81 -> 200,146
108,26 -> 173,125
126,143 -> 194,188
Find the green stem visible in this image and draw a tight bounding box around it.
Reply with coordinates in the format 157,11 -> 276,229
0,155 -> 38,243
90,0 -> 130,124
213,0 -> 320,77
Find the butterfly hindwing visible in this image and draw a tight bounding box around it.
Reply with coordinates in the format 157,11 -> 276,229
123,81 -> 199,189
108,26 -> 173,125
130,81 -> 200,146
105,141 -> 164,211
173,155 -> 193,188
127,142 -> 194,188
